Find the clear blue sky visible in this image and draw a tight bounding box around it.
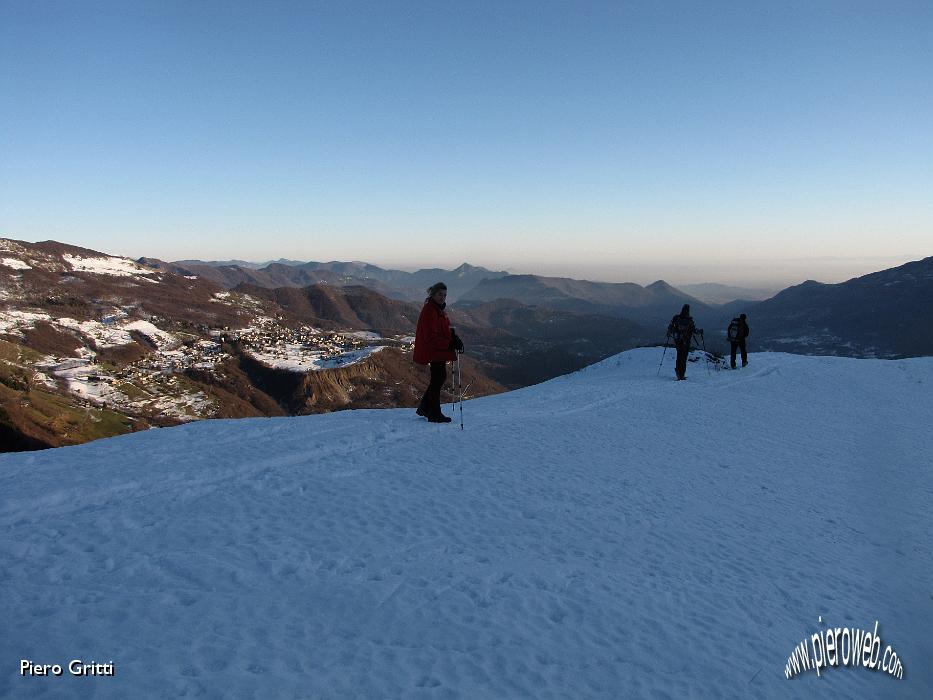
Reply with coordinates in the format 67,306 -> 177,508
1,1 -> 931,285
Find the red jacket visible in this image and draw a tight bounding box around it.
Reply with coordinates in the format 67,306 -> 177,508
413,300 -> 456,365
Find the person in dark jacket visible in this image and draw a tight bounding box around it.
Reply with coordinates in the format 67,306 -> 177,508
413,282 -> 463,423
667,304 -> 697,380
727,313 -> 750,369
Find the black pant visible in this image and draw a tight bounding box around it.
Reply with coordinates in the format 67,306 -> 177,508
730,341 -> 747,368
419,361 -> 447,417
675,343 -> 690,379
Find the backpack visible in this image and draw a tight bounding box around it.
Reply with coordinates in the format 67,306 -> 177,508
669,315 -> 693,343
727,319 -> 741,342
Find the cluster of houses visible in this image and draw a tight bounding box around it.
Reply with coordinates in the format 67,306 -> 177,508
29,314 -> 416,421
214,316 -> 413,372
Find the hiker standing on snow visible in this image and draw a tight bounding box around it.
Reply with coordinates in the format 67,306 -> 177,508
727,313 -> 750,369
667,303 -> 697,381
413,282 -> 464,423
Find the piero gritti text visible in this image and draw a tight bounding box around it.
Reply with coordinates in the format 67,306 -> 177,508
21,659 -> 115,677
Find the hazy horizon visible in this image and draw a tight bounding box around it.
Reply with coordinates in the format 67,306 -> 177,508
5,231 -> 921,289
194,250 -> 926,286
175,251 -> 923,288
121,243 -> 933,288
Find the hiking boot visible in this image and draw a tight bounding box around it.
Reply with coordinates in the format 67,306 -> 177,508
428,413 -> 452,423
416,402 -> 427,417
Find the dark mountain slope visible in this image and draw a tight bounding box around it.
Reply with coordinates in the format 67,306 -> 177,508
742,256 -> 933,357
458,274 -> 709,327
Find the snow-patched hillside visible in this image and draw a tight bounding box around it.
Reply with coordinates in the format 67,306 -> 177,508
1,349 -> 931,698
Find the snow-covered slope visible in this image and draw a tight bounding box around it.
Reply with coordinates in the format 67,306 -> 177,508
1,349 -> 931,698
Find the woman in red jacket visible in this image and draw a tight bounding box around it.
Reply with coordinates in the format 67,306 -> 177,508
413,282 -> 462,423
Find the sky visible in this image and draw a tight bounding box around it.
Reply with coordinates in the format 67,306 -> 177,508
1,1 -> 931,286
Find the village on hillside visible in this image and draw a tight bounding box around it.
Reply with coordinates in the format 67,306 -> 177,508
1,307 -> 414,422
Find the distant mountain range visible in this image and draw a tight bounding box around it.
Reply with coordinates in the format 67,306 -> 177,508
741,256 -> 933,358
155,256 -> 712,326
139,257 -> 509,303
457,274 -> 713,327
3,238 -> 930,450
174,257 -> 308,269
187,253 -> 931,359
677,282 -> 779,305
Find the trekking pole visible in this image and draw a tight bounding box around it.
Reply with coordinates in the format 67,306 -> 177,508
450,359 -> 456,415
656,334 -> 670,376
450,353 -> 457,414
456,351 -> 464,430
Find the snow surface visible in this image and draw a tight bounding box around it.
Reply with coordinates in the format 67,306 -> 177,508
62,254 -> 156,277
1,349 -> 931,698
18,316 -> 177,352
0,310 -> 52,335
34,358 -> 125,404
123,320 -> 177,349
247,345 -> 385,372
0,257 -> 31,270
343,331 -> 383,340
315,345 -> 385,369
31,370 -> 57,389
56,317 -> 134,348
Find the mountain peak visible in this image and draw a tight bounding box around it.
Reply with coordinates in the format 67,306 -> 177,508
450,262 -> 487,277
